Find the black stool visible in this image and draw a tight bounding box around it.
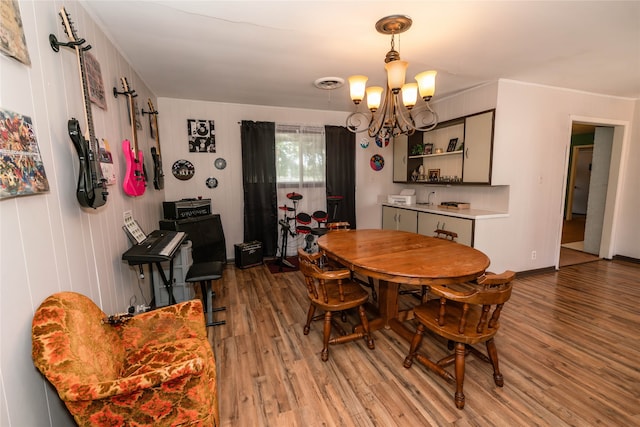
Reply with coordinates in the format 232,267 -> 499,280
185,261 -> 226,327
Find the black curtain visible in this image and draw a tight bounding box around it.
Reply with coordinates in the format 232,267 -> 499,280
325,125 -> 356,228
240,121 -> 278,256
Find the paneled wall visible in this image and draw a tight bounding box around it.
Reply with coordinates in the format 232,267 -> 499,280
1,2 -> 164,425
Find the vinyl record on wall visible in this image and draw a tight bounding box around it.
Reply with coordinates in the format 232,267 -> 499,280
214,157 -> 227,170
172,159 -> 195,180
206,177 -> 218,188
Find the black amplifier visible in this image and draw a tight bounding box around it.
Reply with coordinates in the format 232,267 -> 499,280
163,199 -> 211,220
234,241 -> 263,269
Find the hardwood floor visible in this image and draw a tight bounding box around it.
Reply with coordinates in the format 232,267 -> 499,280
209,260 -> 640,426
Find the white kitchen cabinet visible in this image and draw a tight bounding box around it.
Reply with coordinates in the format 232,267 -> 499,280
417,212 -> 474,246
393,134 -> 408,182
462,110 -> 494,183
382,206 -> 418,233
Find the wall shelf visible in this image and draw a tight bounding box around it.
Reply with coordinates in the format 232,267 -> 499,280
409,151 -> 463,159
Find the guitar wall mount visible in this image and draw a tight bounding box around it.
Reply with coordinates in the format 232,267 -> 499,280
49,33 -> 91,53
113,86 -> 137,99
141,107 -> 158,116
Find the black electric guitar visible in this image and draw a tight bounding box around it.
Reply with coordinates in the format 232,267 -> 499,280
53,8 -> 108,208
146,99 -> 164,189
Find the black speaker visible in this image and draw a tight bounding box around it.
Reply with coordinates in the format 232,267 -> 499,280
159,214 -> 226,264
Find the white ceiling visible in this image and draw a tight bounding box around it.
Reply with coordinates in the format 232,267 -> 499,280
82,1 -> 640,113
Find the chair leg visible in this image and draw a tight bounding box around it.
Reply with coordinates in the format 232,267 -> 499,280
200,281 -> 209,313
202,279 -> 226,327
486,338 -> 504,387
321,311 -> 332,362
454,342 -> 466,409
304,304 -> 316,335
368,277 -> 377,302
403,324 -> 425,368
357,305 -> 375,349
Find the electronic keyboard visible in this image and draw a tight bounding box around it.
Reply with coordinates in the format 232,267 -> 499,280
122,230 -> 186,264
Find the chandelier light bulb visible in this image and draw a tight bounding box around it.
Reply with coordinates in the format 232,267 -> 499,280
366,86 -> 384,111
415,70 -> 437,101
348,75 -> 368,104
385,60 -> 408,92
401,83 -> 418,109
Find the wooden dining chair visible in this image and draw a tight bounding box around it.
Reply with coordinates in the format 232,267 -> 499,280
323,222 -> 377,302
298,248 -> 375,361
326,221 -> 351,231
403,270 -> 515,409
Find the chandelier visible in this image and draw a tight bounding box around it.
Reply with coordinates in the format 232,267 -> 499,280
346,15 -> 438,138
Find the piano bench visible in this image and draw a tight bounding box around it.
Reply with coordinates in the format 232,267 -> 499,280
185,261 -> 226,327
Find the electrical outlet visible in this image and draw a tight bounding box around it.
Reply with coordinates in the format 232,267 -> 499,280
531,250 -> 537,260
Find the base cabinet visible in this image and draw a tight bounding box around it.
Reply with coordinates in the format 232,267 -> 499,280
382,206 -> 418,233
417,212 -> 474,246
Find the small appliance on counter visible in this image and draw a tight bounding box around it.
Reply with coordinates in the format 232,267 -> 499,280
388,189 -> 416,205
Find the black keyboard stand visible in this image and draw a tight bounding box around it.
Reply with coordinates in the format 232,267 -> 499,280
122,230 -> 187,308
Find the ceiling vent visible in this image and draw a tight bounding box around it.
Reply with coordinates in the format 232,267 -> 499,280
314,77 -> 344,90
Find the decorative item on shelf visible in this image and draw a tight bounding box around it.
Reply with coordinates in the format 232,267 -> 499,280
346,15 -> 438,139
410,143 -> 424,155
172,159 -> 194,180
370,154 -> 384,171
434,147 -> 443,154
423,143 -> 434,155
457,141 -> 465,151
447,138 -> 459,152
428,168 -> 440,181
214,157 -> 226,169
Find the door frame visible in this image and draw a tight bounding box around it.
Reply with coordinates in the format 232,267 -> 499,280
556,115 -> 631,268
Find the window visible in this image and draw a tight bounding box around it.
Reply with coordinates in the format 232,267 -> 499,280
275,124 -> 325,187
275,124 -> 326,255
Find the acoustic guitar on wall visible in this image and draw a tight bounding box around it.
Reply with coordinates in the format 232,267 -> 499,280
116,77 -> 146,197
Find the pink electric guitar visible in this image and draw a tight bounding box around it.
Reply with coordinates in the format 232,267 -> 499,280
117,77 -> 146,196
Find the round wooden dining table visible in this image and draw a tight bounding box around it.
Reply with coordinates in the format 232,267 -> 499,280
317,229 -> 491,341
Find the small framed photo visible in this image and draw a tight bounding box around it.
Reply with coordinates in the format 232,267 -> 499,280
428,168 -> 440,181
447,138 -> 459,152
423,143 -> 434,155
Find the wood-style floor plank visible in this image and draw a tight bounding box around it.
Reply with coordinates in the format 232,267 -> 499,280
209,259 -> 640,426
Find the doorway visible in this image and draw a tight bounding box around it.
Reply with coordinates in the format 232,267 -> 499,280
559,124 -> 611,267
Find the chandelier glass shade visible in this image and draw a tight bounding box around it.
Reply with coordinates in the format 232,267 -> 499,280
346,15 -> 438,138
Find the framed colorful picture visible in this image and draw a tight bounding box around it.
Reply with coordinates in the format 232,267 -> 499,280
0,108 -> 49,199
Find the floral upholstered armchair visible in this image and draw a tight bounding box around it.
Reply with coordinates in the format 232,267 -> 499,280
32,292 -> 219,426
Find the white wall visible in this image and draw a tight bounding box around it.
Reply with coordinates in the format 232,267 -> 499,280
158,97 -> 401,254
488,80 -> 637,272
1,2 -> 164,425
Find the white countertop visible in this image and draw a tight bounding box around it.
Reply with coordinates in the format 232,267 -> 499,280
382,202 -> 508,220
